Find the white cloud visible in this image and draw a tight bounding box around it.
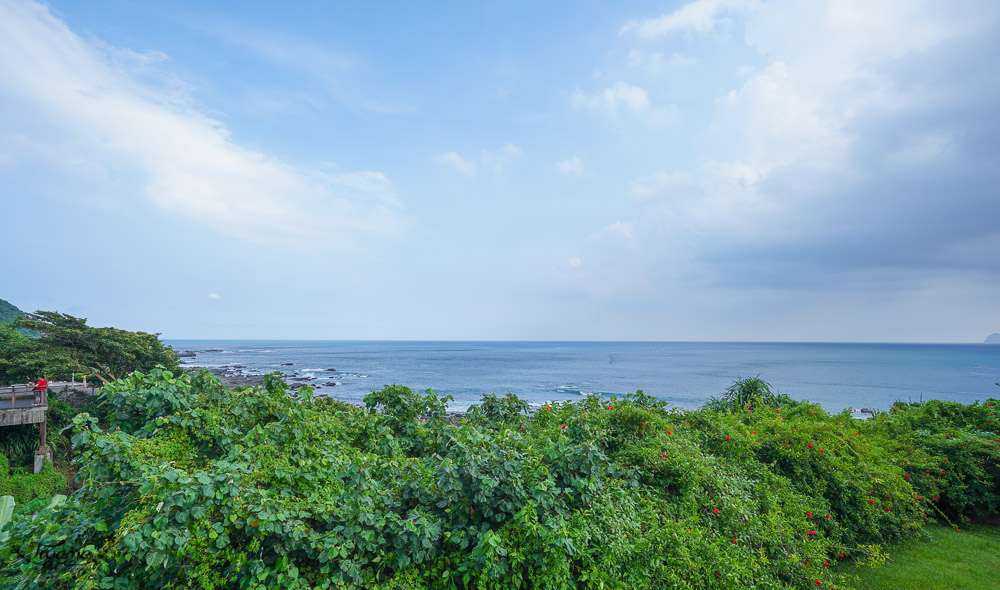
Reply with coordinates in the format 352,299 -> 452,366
481,143 -> 523,174
626,49 -> 697,70
0,0 -> 401,249
611,0 -> 999,286
572,82 -> 677,124
621,0 -> 758,38
573,81 -> 649,113
436,143 -> 523,176
555,156 -> 586,176
207,293 -> 221,300
434,151 -> 478,175
567,256 -> 582,267
630,171 -> 697,200
589,221 -> 639,250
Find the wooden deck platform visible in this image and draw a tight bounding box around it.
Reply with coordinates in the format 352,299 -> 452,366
0,382 -> 93,471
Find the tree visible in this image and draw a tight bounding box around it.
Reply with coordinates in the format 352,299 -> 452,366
5,312 -> 179,384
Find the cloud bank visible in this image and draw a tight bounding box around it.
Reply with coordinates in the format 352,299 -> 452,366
608,0 -> 1000,292
0,0 -> 401,249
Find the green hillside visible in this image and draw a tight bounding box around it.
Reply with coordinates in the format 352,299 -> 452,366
0,298 -> 24,324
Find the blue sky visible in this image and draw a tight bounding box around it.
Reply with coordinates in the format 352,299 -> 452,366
1,0 -> 998,341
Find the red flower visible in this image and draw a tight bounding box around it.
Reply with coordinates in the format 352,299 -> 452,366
732,537 -> 737,544
869,499 -> 874,504
926,470 -> 931,473
608,404 -> 614,410
546,405 -> 552,411
838,554 -> 844,559
905,474 -> 910,479
685,421 -> 690,426
825,514 -> 831,519
712,508 -> 720,514
941,471 -> 946,475
666,430 -> 673,435
642,421 -> 646,427
806,511 -> 812,517
776,409 -> 780,413
815,581 -> 822,586
917,496 -> 922,500
807,531 -> 817,536
818,449 -> 825,453
714,571 -> 720,578
885,507 -> 891,512
934,495 -> 939,501
561,423 -> 567,429
660,452 -> 666,458
823,562 -> 829,567
726,435 -> 731,440
903,460 -> 908,463
806,444 -> 813,448
752,430 -> 757,434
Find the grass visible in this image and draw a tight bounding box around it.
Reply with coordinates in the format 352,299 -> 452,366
833,524 -> 1000,589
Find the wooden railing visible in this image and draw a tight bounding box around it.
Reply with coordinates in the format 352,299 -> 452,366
1,384 -> 49,410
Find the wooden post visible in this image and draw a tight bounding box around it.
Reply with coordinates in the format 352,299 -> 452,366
39,416 -> 47,453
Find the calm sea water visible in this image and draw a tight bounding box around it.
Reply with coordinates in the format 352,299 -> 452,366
164,341 -> 1000,413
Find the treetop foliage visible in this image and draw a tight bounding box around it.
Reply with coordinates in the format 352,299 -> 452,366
0,311 -> 178,385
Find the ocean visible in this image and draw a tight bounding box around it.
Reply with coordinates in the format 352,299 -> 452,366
164,340 -> 1000,413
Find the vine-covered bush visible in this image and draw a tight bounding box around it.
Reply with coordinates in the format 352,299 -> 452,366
0,371 -> 997,589
0,454 -> 67,504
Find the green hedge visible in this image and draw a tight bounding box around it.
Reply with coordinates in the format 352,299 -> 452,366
0,370 -> 997,589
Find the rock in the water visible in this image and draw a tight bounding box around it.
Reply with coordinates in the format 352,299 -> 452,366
176,351 -> 196,358
985,333 -> 1000,344
281,363 -> 295,366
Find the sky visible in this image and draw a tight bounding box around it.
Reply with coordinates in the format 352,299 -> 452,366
1,0 -> 998,341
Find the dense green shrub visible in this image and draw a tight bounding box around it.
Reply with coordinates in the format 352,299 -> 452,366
0,454 -> 67,504
0,371 -> 997,589
703,376 -> 795,412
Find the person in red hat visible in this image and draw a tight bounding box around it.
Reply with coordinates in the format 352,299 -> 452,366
33,378 -> 48,404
